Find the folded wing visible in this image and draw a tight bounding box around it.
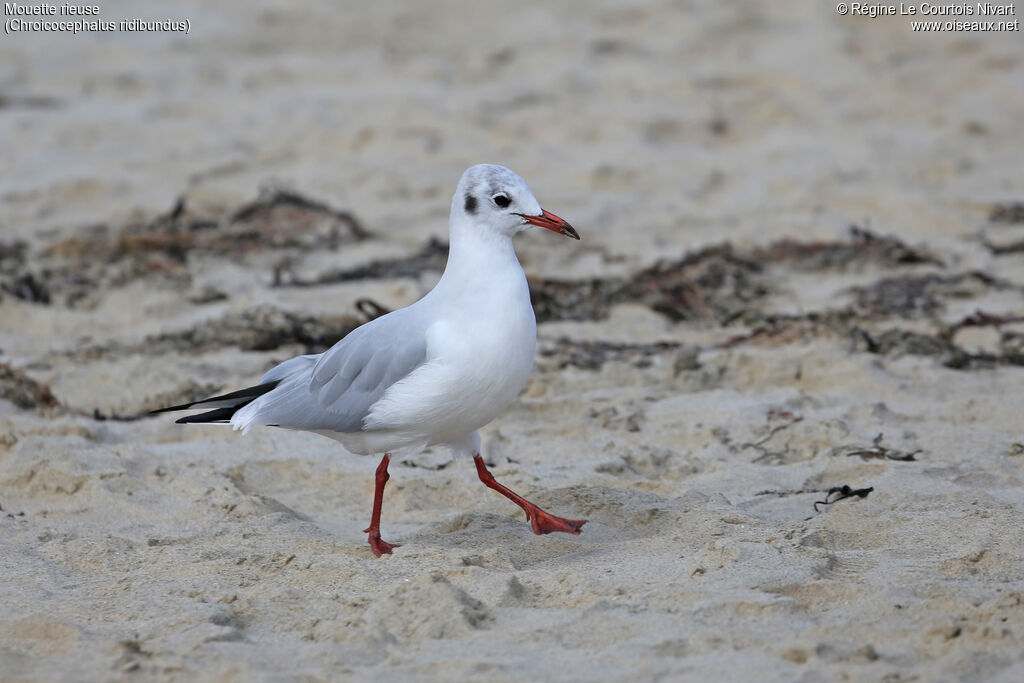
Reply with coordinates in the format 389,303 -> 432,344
307,313 -> 429,431
231,311 -> 429,434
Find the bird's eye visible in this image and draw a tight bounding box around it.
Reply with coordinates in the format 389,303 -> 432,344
493,194 -> 511,208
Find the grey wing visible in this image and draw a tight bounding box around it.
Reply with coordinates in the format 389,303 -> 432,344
305,313 -> 428,432
260,354 -> 320,384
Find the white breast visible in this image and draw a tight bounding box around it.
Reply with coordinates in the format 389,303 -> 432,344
364,270 -> 537,444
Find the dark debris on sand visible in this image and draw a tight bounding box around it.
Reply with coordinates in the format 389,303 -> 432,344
531,244 -> 768,325
8,200 -> 1024,375
92,380 -> 225,421
68,305 -> 365,359
849,272 -> 1009,318
989,202 -> 1024,224
145,304 -> 364,354
833,433 -> 921,461
0,241 -> 51,305
529,224 -> 1022,372
0,363 -> 60,412
2,189 -> 369,308
58,305 -> 367,366
980,202 -> 1024,254
530,227 -> 938,326
538,338 -> 683,371
757,226 -> 941,271
283,237 -> 450,287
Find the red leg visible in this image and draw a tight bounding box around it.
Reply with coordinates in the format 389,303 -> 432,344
473,454 -> 586,535
363,454 -> 399,557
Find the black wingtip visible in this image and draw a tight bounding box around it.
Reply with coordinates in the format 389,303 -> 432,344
152,381 -> 281,417
150,402 -> 196,415
174,406 -> 239,424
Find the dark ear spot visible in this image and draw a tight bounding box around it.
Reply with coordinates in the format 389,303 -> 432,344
464,194 -> 477,214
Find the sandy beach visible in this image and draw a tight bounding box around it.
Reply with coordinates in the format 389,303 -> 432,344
2,1 -> 1024,680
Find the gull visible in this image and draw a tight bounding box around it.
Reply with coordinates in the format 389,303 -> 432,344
156,164 -> 586,556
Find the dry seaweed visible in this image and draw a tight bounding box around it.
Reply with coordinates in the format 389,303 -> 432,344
12,197 -> 1021,374
531,229 -> 935,326
940,310 -> 1024,341
0,241 -> 51,304
982,237 -> 1024,256
526,227 -> 1021,372
231,188 -> 369,240
0,271 -> 51,304
531,244 -> 767,325
92,380 -> 224,421
813,485 -> 874,512
530,276 -> 624,322
131,188 -> 371,256
23,189 -> 369,307
143,305 -> 364,354
286,238 -> 449,287
989,202 -> 1024,224
757,226 -> 941,271
851,326 -> 1024,369
62,305 -> 365,361
354,298 -> 392,321
538,337 -> 681,370
720,311 -> 857,350
853,328 -> 957,358
754,488 -> 817,498
625,245 -> 767,323
0,363 -> 60,411
849,272 -> 1002,318
835,433 -> 921,461
744,409 -> 805,464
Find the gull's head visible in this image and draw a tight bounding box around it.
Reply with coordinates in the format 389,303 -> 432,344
453,164 -> 579,240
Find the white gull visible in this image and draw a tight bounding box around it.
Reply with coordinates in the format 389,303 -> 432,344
157,164 -> 585,556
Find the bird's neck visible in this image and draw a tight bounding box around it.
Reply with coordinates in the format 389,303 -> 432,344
433,219 -> 524,299
445,220 -> 520,276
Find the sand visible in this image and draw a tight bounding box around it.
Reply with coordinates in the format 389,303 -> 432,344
2,1 -> 1024,680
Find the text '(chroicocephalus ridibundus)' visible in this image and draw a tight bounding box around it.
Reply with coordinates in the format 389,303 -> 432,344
156,164 -> 585,556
